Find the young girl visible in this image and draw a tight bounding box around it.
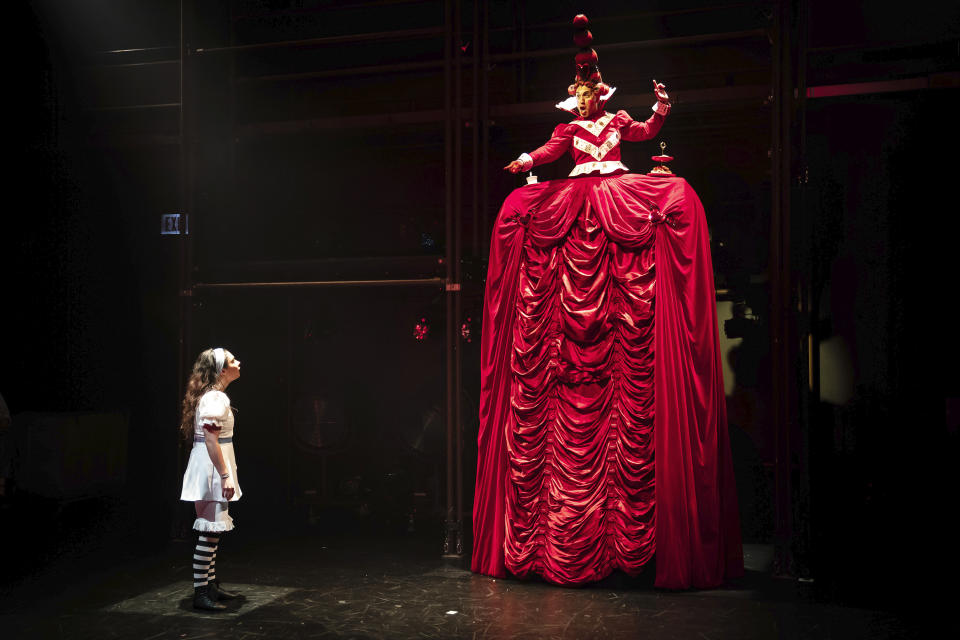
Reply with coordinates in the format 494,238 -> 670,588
179,347 -> 243,611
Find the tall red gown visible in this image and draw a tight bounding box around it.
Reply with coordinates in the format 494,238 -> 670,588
472,106 -> 743,588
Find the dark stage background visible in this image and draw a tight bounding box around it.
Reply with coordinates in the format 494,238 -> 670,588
2,0 -> 958,614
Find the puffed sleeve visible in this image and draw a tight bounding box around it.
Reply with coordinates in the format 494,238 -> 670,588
522,123 -> 573,169
618,109 -> 666,142
197,391 -> 231,432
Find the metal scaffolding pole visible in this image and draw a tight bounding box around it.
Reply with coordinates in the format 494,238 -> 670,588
480,0 -> 489,257
192,278 -> 445,290
175,0 -> 195,539
471,0 -> 480,258
770,0 -> 797,579
440,0 -> 465,559
453,0 -> 464,558
442,0 -> 458,559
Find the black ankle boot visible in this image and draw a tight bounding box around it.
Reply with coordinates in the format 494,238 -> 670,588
193,584 -> 227,611
208,579 -> 240,600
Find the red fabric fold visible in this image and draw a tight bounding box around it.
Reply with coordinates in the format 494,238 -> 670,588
472,174 -> 742,588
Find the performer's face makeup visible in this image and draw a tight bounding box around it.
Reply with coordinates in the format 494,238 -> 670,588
221,352 -> 241,384
576,85 -> 600,118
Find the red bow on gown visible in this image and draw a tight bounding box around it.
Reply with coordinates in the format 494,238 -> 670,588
472,112 -> 743,588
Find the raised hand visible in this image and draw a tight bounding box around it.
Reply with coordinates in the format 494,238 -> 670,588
504,159 -> 525,174
652,79 -> 670,103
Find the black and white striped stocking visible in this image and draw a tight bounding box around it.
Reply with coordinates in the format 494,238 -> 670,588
193,534 -> 220,588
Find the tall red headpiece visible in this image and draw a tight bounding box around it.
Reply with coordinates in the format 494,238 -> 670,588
568,14 -> 610,97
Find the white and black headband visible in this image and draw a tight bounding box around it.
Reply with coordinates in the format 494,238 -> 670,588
213,348 -> 226,374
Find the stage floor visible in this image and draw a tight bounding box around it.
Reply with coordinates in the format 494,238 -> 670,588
0,527 -> 933,640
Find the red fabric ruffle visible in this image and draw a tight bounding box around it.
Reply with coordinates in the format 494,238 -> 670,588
472,173 -> 743,588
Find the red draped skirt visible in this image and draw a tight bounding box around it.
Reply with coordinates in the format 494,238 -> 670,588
472,173 -> 743,588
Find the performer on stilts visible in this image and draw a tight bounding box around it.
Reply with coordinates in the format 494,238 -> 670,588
180,348 -> 244,610
473,14 -> 743,588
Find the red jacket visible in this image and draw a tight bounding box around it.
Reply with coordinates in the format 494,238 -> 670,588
522,108 -> 667,176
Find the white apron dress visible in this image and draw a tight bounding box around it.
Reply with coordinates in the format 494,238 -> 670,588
180,390 -> 241,532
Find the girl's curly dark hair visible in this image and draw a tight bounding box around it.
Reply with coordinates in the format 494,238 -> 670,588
179,348 -> 221,440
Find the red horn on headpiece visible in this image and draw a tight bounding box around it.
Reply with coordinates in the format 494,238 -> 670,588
575,50 -> 599,65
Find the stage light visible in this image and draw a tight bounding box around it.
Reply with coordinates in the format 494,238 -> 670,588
413,317 -> 431,341
460,316 -> 473,342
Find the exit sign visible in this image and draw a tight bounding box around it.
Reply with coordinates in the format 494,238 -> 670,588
160,213 -> 188,235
